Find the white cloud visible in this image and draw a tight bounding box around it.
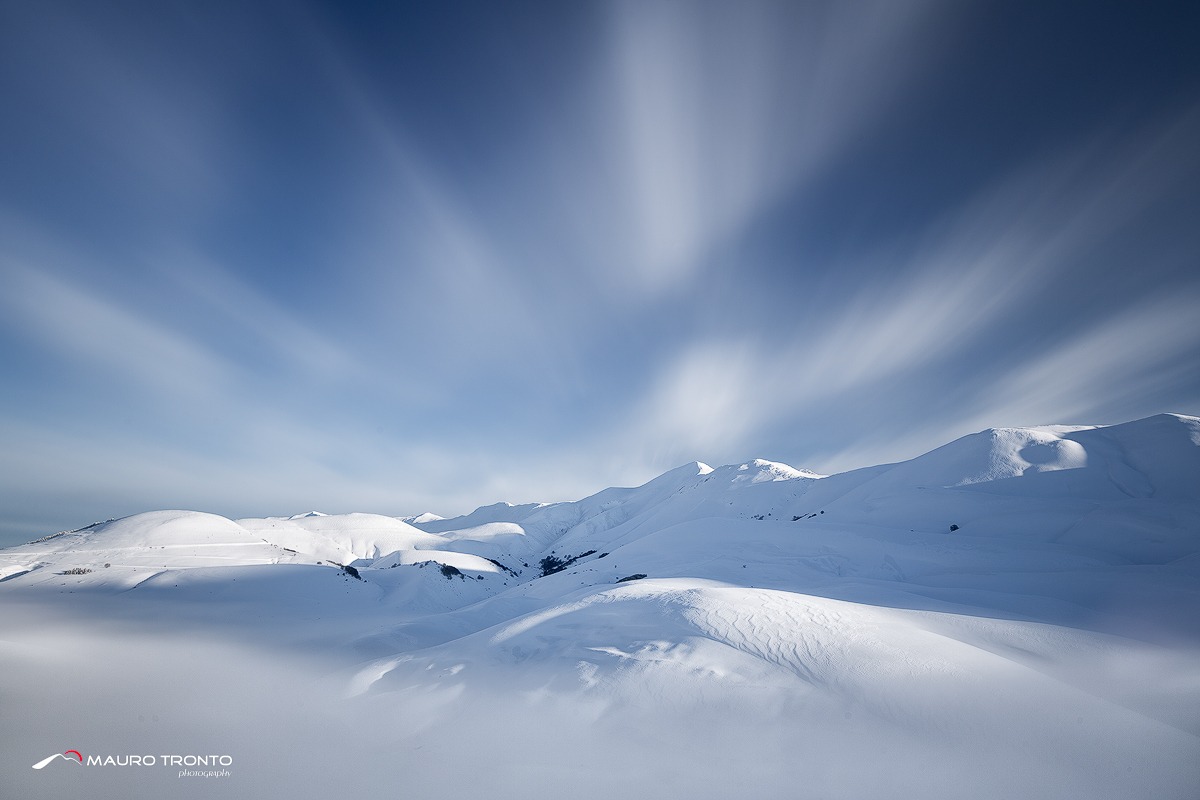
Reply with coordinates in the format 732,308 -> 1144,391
624,340 -> 770,460
605,0 -> 946,294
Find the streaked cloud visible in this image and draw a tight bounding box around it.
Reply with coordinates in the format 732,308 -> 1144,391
153,249 -> 363,379
605,0 -> 946,293
0,260 -> 233,401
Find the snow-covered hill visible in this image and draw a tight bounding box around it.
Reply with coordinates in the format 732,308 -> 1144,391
2,413 -> 1198,799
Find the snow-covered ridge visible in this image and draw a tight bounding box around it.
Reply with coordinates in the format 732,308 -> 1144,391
4,413 -> 1198,585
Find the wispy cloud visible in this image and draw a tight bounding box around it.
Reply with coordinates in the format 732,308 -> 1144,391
971,290 -> 1200,425
281,4 -> 597,395
152,249 -> 362,379
809,288 -> 1200,474
0,259 -> 233,401
605,0 -> 945,293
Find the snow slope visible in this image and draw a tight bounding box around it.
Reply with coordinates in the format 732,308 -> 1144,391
1,413 -> 1198,799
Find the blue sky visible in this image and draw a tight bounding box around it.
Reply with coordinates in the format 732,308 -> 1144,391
1,0 -> 1198,544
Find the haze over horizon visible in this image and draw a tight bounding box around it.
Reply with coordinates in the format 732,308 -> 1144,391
2,0 -> 1199,544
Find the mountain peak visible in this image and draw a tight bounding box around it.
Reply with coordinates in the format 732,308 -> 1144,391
288,511 -> 327,520
698,459 -> 823,486
404,512 -> 445,525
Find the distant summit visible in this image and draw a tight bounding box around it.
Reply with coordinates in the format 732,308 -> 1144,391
403,512 -> 445,525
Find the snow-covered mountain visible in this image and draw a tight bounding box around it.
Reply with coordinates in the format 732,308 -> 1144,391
2,413 -> 1198,800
